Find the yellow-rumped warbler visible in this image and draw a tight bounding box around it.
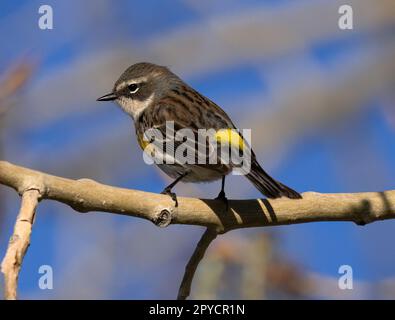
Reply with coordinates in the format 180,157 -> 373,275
97,62 -> 301,204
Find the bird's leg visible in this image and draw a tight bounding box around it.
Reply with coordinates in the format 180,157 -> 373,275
161,171 -> 188,207
215,176 -> 229,210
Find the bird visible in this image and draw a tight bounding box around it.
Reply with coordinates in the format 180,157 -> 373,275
97,62 -> 301,206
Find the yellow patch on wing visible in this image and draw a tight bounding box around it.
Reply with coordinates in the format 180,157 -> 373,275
138,135 -> 150,150
138,135 -> 156,157
215,129 -> 245,149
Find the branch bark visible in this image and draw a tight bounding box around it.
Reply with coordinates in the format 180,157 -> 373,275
1,161 -> 394,232
1,160 -> 395,299
1,189 -> 40,300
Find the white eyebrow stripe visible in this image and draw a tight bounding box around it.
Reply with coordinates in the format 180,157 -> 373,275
116,76 -> 149,91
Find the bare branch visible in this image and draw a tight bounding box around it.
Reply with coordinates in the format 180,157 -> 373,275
178,228 -> 217,300
1,189 -> 40,300
1,161 -> 395,233
1,160 -> 395,299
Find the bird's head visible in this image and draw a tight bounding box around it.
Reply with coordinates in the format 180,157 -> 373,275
97,62 -> 178,119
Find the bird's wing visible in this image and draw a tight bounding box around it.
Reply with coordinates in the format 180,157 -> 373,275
135,98 -> 247,172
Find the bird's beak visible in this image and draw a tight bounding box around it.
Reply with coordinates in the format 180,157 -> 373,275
97,92 -> 117,101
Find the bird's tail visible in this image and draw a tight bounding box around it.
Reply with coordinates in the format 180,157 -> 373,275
246,160 -> 302,199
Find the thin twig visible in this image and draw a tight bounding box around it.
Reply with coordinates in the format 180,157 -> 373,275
1,189 -> 40,300
0,62 -> 33,117
178,228 -> 218,300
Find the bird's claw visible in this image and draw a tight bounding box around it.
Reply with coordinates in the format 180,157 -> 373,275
161,188 -> 179,207
215,191 -> 229,211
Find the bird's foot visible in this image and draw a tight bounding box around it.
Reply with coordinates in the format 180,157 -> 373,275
215,190 -> 229,211
161,188 -> 179,207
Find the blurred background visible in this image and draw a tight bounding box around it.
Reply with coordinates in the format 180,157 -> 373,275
0,0 -> 395,299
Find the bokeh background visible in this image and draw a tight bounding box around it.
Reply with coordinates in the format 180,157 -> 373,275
0,0 -> 395,299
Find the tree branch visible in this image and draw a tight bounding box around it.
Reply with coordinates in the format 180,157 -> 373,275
1,160 -> 395,299
1,161 -> 394,232
1,189 -> 40,300
178,228 -> 217,300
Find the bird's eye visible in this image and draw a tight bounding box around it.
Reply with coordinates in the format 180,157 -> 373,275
128,83 -> 139,94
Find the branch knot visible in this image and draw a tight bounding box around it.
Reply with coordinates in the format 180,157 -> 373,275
154,208 -> 173,227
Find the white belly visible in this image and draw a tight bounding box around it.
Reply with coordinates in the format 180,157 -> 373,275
157,164 -> 230,183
